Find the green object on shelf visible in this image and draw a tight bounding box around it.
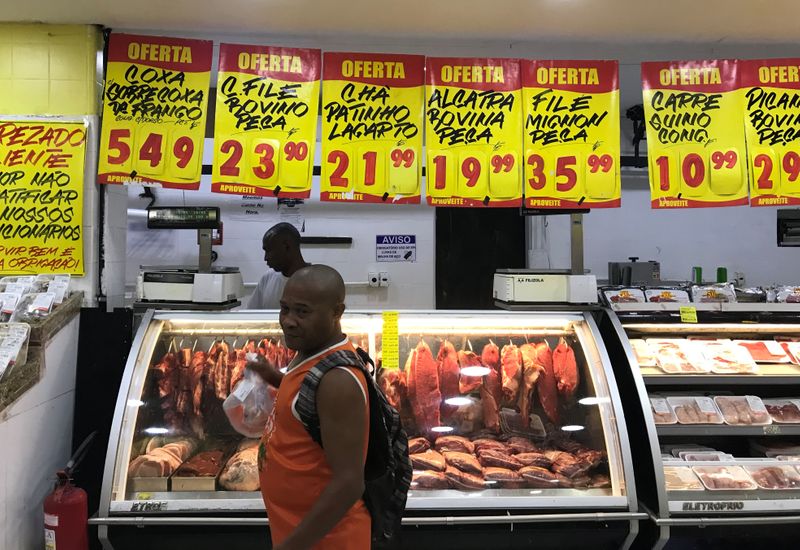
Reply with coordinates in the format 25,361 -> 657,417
691,266 -> 702,284
716,267 -> 728,283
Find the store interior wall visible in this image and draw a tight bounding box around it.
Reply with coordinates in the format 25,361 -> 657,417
114,32 -> 800,308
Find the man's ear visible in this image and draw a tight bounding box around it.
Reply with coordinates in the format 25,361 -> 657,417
333,302 -> 345,319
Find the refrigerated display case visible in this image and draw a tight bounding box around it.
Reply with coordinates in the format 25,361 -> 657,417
92,309 -> 643,549
603,303 -> 800,550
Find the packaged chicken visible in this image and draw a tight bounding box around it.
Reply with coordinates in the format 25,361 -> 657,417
744,465 -> 800,490
31,274 -> 70,293
713,396 -> 771,426
645,289 -> 691,303
648,339 -> 710,374
0,276 -> 35,294
0,322 -> 30,367
603,288 -> 646,304
697,340 -> 758,374
630,339 -> 657,367
650,396 -> 677,424
663,467 -> 704,491
776,286 -> 800,303
667,396 -> 723,424
692,466 -> 757,490
734,340 -> 792,363
691,284 -> 737,303
762,399 -> 800,424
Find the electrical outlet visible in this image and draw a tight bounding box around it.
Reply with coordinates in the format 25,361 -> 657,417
379,272 -> 390,287
368,271 -> 380,287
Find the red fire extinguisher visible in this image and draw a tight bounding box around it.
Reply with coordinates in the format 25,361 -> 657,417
43,432 -> 95,550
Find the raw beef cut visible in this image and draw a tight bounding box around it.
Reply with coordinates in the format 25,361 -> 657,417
412,470 -> 448,489
457,349 -> 484,394
483,467 -> 525,489
443,451 -> 483,475
534,341 -> 560,424
471,438 -> 507,453
410,450 -> 446,472
514,452 -> 552,469
405,341 -> 442,435
445,466 -> 485,490
176,348 -> 192,417
437,341 -> 460,419
481,342 -> 500,375
219,440 -> 260,491
480,367 -> 502,433
378,368 -> 407,411
519,466 -> 560,488
505,436 -> 539,455
500,344 -> 523,405
518,344 -> 545,428
477,449 -> 522,470
552,338 -> 579,400
408,437 -> 431,454
434,435 -> 475,454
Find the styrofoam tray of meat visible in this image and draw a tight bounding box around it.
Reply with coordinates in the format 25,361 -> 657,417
604,288 -> 646,304
713,396 -> 772,426
631,339 -> 657,368
780,342 -> 800,365
647,339 -> 711,374
650,396 -> 677,424
692,466 -> 758,491
663,467 -> 704,491
734,340 -> 792,363
743,465 -> 800,490
763,399 -> 800,424
698,340 -> 759,374
667,396 -> 723,424
679,451 -> 733,462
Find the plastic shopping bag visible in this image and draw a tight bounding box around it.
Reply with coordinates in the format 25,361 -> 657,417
223,366 -> 276,438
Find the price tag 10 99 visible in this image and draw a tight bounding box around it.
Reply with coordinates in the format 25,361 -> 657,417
652,148 -> 743,198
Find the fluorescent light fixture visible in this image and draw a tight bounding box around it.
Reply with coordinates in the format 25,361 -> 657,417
127,399 -> 145,407
431,426 -> 455,433
460,366 -> 491,377
561,425 -> 585,432
529,490 -> 542,495
143,427 -> 170,435
578,397 -> 610,406
444,396 -> 474,407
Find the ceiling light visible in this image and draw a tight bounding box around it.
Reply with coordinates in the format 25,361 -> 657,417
460,366 -> 491,377
444,397 -> 473,407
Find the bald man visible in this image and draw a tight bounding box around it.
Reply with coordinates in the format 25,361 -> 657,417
251,265 -> 371,550
247,222 -> 309,309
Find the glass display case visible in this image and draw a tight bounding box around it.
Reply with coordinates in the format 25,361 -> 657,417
94,309 -> 641,548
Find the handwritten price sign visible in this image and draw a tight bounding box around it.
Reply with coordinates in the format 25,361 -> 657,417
320,52 -> 424,204
522,60 -> 621,209
212,44 -> 320,198
742,59 -> 800,206
0,121 -> 86,275
642,60 -> 749,208
97,34 -> 212,190
425,58 -> 523,207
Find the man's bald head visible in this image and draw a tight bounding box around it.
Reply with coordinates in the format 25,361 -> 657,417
287,265 -> 346,307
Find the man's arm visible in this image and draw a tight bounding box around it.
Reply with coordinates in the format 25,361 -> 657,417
274,368 -> 367,550
247,276 -> 264,309
246,355 -> 284,388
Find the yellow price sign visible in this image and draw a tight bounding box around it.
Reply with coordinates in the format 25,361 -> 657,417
212,44 -> 320,198
522,60 -> 622,209
98,34 -> 212,190
381,310 -> 400,369
0,121 -> 86,275
320,52 -> 424,204
642,59 -> 749,208
742,58 -> 800,207
425,57 -> 524,207
680,306 -> 698,324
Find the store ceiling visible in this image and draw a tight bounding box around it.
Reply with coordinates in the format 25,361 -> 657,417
7,0 -> 800,44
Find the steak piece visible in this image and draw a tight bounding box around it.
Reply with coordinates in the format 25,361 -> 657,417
535,342 -> 560,424
219,440 -> 260,491
457,349 -> 484,394
514,452 -> 553,469
437,341 -> 461,419
500,344 -> 523,405
406,341 -> 442,435
229,349 -> 248,397
574,449 -> 606,469
589,473 -> 611,489
480,368 -> 502,433
484,467 -> 525,489
408,437 -> 431,455
175,450 -> 225,477
518,344 -> 545,428
481,342 -> 500,375
443,451 -> 483,475
445,466 -> 485,490
553,338 -> 579,400
545,450 -> 590,478
472,438 -> 508,453
477,449 -> 523,470
412,470 -> 448,489
506,437 -> 539,455
520,466 -> 560,488
377,368 -> 407,411
434,435 -> 475,455
410,450 -> 446,472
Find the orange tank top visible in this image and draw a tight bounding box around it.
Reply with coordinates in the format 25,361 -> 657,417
258,338 -> 371,549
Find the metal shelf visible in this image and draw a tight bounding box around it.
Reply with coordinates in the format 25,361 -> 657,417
656,424 -> 800,437
643,374 -> 800,386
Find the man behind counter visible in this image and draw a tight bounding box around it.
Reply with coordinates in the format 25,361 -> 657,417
247,223 -> 309,309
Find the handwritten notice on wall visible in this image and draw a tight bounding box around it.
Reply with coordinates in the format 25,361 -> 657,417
97,33 -> 212,190
0,121 -> 86,275
320,52 -> 424,204
642,60 -> 748,208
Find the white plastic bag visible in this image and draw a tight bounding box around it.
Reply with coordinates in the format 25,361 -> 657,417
223,367 -> 276,438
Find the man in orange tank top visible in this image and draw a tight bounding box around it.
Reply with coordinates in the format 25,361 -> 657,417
250,265 -> 371,550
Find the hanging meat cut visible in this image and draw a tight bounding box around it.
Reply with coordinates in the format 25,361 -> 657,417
518,344 -> 545,428
437,341 -> 460,419
553,338 -> 579,400
534,341 -> 560,424
480,365 -> 502,433
457,349 -> 484,394
405,341 -> 442,435
481,342 -> 500,375
500,344 -> 523,405
378,368 -> 407,411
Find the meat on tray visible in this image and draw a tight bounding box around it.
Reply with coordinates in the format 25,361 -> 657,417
545,450 -> 590,479
443,451 -> 483,476
472,438 -> 507,453
434,435 -> 475,454
514,452 -> 553,469
174,450 -> 225,477
219,439 -> 260,491
764,400 -> 800,423
405,341 -> 442,435
553,338 -> 579,400
630,339 -> 656,367
457,349 -> 484,395
128,438 -> 198,478
714,396 -> 771,425
746,466 -> 800,489
445,466 -> 485,490
535,341 -> 560,424
650,397 -> 677,424
505,436 -> 539,455
663,467 -> 704,491
698,340 -> 758,374
693,466 -> 757,490
500,344 -> 523,405
519,466 -> 560,488
477,448 -> 523,470
668,397 -> 722,424
408,437 -> 431,454
412,470 -> 448,489
517,344 -> 545,429
648,339 -> 709,374
410,450 -> 446,472
735,340 -> 792,363
484,467 -> 525,489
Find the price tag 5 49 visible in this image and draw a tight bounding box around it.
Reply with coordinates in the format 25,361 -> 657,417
106,127 -> 200,180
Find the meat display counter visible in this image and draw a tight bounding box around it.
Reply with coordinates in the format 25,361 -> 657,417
92,309 -> 644,550
602,304 -> 800,550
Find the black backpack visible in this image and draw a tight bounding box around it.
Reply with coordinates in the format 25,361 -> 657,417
295,347 -> 412,548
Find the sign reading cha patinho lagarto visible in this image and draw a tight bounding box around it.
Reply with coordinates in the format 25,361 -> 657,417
425,58 -> 524,207
97,33 -> 212,190
320,53 -> 425,204
522,60 -> 621,209
212,44 -> 321,198
0,121 -> 86,275
742,58 -> 800,206
642,60 -> 749,209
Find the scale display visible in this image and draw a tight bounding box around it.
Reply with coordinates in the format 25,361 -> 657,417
147,207 -> 221,230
